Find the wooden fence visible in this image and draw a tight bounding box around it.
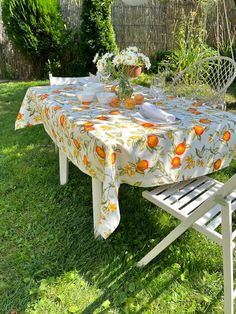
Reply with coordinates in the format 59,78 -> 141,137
0,0 -> 235,79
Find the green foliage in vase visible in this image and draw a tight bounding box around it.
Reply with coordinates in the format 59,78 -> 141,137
118,74 -> 133,100
79,0 -> 118,75
2,0 -> 65,78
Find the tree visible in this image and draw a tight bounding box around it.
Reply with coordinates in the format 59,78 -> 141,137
2,0 -> 65,77
79,0 -> 118,74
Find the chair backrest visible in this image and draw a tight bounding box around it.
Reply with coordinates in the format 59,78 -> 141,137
170,56 -> 236,106
49,73 -> 82,86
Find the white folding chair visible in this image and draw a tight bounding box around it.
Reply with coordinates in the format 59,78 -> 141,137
170,56 -> 236,110
49,73 -> 83,86
138,174 -> 236,314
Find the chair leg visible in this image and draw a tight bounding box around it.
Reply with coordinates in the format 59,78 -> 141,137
92,177 -> 102,238
221,202 -> 234,314
59,149 -> 69,185
137,200 -> 213,267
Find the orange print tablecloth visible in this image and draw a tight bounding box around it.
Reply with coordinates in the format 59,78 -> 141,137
15,84 -> 236,238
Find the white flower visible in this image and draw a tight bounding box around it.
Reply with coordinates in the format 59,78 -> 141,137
97,59 -> 105,73
144,56 -> 151,69
113,54 -> 124,66
123,51 -> 138,65
93,53 -> 99,64
126,46 -> 139,52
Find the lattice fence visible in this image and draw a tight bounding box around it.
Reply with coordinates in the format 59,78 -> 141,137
0,0 -> 235,79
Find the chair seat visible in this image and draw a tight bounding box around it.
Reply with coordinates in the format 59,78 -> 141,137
143,176 -> 236,247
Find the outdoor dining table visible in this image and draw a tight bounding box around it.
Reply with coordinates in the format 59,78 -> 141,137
15,82 -> 236,239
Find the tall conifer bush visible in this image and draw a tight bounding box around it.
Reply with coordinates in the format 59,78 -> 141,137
2,0 -> 65,77
79,0 -> 117,74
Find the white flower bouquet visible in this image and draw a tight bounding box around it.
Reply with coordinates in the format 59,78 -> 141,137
93,46 -> 151,77
113,46 -> 151,70
93,47 -> 151,100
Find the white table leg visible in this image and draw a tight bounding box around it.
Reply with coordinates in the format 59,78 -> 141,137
92,177 -> 102,238
59,149 -> 69,185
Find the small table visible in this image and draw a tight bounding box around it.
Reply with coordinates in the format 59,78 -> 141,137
15,83 -> 236,239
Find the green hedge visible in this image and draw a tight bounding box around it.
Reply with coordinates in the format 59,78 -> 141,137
79,0 -> 118,75
2,0 -> 65,78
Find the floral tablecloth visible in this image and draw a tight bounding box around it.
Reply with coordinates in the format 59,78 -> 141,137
15,84 -> 236,238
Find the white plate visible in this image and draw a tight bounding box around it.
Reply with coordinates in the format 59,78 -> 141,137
131,112 -> 181,126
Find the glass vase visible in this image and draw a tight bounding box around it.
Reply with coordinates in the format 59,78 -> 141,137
118,75 -> 133,106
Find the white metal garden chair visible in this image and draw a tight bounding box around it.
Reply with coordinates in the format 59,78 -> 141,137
138,174 -> 236,314
170,56 -> 236,110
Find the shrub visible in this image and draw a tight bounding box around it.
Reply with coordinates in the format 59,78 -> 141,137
47,28 -> 82,77
2,0 -> 65,78
79,0 -> 118,75
149,50 -> 172,74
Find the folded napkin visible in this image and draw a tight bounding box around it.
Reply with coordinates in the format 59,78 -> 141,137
140,103 -> 175,123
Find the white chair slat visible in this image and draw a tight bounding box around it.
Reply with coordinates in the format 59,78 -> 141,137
156,179 -> 194,200
148,184 -> 175,196
165,177 -> 208,204
197,204 -> 221,226
180,182 -> 223,214
166,177 -> 213,208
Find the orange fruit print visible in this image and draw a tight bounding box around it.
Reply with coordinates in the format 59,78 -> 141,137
193,126 -> 205,136
83,122 -> 94,127
223,131 -> 231,141
175,143 -> 186,155
147,135 -> 159,148
109,110 -> 120,115
82,101 -> 91,105
97,116 -> 109,121
60,115 -> 65,126
172,156 -> 181,168
136,160 -> 149,171
53,106 -> 62,111
191,111 -> 201,115
187,108 -> 198,112
45,107 -> 49,117
111,152 -> 116,165
73,139 -> 80,149
83,155 -> 89,167
96,146 -> 106,159
40,93 -> 49,100
16,112 -> 22,120
84,126 -> 95,132
142,123 -> 155,128
199,118 -> 211,124
214,159 -> 222,171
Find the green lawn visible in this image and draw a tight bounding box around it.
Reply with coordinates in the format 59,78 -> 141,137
0,81 -> 236,314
